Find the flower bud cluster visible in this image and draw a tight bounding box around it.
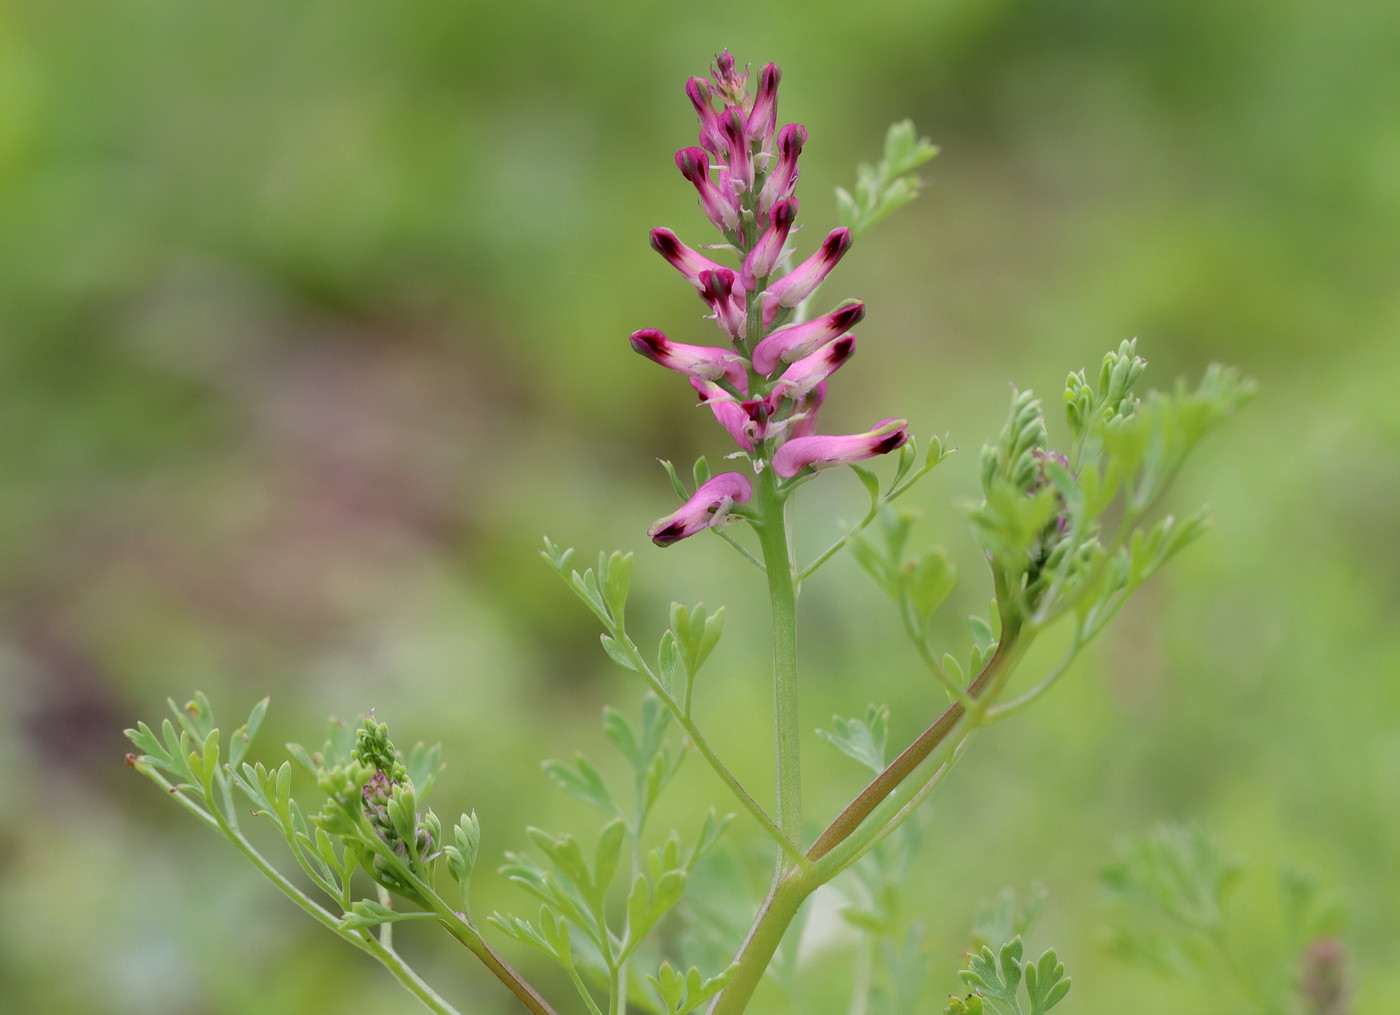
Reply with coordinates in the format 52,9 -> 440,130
634,52 -> 910,546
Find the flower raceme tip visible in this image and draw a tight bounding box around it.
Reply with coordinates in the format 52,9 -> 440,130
635,52 -> 909,545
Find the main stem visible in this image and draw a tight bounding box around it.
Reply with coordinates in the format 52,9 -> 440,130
754,462 -> 802,846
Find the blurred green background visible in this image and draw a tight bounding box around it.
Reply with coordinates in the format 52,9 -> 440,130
3,0 -> 1397,1012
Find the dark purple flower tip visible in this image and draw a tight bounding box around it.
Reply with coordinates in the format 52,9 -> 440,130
648,471 -> 754,547
746,63 -> 781,147
752,301 -> 865,375
629,328 -> 747,388
772,418 -> 909,478
650,228 -> 729,288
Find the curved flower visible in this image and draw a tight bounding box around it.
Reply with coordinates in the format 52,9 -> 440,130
650,228 -> 731,290
676,147 -> 740,235
698,268 -> 746,343
761,228 -> 853,327
648,471 -> 753,546
758,123 -> 806,216
751,301 -> 864,375
741,198 -> 798,290
769,335 -> 855,403
629,329 -> 747,388
691,378 -> 756,450
746,63 -> 781,149
772,418 -> 909,478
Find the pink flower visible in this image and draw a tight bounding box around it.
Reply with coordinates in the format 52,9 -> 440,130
629,329 -> 747,388
685,77 -> 728,156
751,301 -> 865,375
691,378 -> 756,450
708,51 -> 750,107
741,198 -> 798,290
698,268 -> 747,343
676,148 -> 740,236
720,107 -> 754,193
786,382 -> 827,439
769,335 -> 855,402
746,63 -> 781,149
648,471 -> 753,546
650,228 -> 731,290
759,123 -> 806,216
761,228 -> 853,327
772,418 -> 909,478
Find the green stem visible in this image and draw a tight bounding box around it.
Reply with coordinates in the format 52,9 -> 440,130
805,632 -> 1020,863
754,462 -> 802,845
614,633 -> 803,862
707,870 -> 815,1015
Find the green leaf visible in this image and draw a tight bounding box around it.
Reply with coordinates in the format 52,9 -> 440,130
657,630 -> 680,696
488,907 -> 572,964
959,937 -> 1025,1012
903,547 -> 957,621
543,754 -> 620,817
593,818 -> 627,900
670,602 -> 725,687
815,704 -> 890,774
600,633 -> 638,671
339,898 -> 409,930
601,550 -> 634,622
227,697 -> 269,769
1024,948 -> 1071,1015
647,961 -> 739,1015
446,811 -> 481,887
969,616 -> 997,654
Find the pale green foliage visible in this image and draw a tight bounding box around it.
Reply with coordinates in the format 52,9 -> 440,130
1101,826 -> 1347,1013
837,120 -> 940,236
816,703 -> 891,774
950,938 -> 1072,1015
495,697 -> 733,1014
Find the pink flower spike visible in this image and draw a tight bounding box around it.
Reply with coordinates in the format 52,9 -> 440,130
691,378 -> 755,450
771,335 -> 856,402
759,123 -> 806,215
746,63 -> 781,148
741,198 -> 798,290
648,471 -> 754,547
752,301 -> 865,375
772,418 -> 910,478
676,147 -> 740,234
650,228 -> 730,290
763,229 -> 852,325
630,329 -> 747,388
698,268 -> 747,343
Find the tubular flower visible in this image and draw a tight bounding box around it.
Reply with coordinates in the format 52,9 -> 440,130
761,228 -> 853,327
676,147 -> 740,236
773,418 -> 910,478
746,63 -> 781,149
769,335 -> 855,403
648,472 -> 753,546
698,268 -> 746,343
691,379 -> 756,450
741,198 -> 798,290
720,107 -> 754,194
629,329 -> 747,388
758,123 -> 806,216
751,301 -> 864,375
685,77 -> 728,155
650,228 -> 731,290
